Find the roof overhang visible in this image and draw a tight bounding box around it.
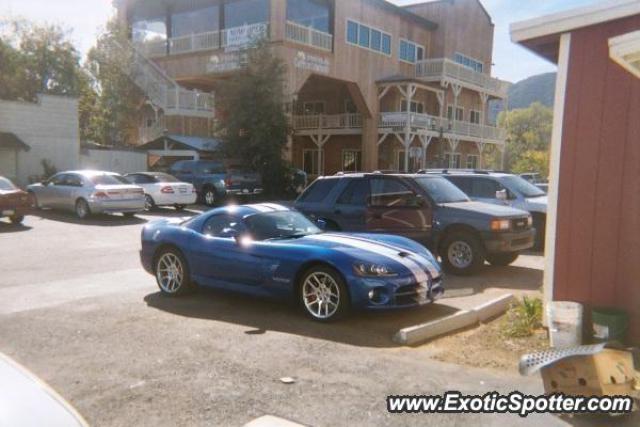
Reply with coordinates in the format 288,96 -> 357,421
609,30 -> 640,79
510,0 -> 640,63
139,134 -> 220,153
0,132 -> 30,152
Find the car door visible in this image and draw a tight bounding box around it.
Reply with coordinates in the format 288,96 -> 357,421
59,173 -> 85,210
45,173 -> 69,209
332,178 -> 369,231
190,214 -> 264,287
365,177 -> 432,241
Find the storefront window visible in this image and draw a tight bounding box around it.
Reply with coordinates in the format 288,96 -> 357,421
224,0 -> 269,29
287,0 -> 330,33
172,6 -> 219,37
132,18 -> 167,43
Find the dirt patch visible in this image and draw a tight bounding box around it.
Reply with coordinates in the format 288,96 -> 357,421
429,315 -> 549,373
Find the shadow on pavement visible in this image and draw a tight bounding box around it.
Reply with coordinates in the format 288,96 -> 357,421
144,288 -> 458,348
141,207 -> 202,217
0,222 -> 33,233
31,209 -> 147,226
444,264 -> 543,296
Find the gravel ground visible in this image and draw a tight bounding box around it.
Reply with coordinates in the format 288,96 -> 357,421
0,208 -> 615,427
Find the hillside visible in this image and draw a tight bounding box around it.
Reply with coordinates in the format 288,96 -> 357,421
508,72 -> 556,109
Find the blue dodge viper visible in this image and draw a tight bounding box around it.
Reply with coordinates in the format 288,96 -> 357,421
140,204 -> 444,321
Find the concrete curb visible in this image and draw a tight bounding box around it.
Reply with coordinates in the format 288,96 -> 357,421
393,293 -> 515,346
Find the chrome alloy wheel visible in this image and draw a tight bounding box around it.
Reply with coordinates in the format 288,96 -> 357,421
156,253 -> 184,294
448,240 -> 473,269
302,272 -> 340,320
144,194 -> 154,211
204,190 -> 216,206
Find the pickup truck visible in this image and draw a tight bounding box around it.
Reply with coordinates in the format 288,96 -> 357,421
294,172 -> 535,275
169,160 -> 263,206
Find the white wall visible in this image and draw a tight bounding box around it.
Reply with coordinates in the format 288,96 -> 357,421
80,149 -> 147,173
0,95 -> 80,186
0,148 -> 17,182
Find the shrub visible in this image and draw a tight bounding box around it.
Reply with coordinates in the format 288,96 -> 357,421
502,296 -> 543,338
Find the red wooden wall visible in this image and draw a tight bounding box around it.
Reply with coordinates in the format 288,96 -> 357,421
553,15 -> 640,344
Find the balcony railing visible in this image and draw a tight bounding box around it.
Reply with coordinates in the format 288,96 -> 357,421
293,114 -> 363,130
285,21 -> 333,51
379,112 -> 505,142
415,58 -> 510,98
134,38 -> 167,58
169,31 -> 221,55
166,89 -> 215,113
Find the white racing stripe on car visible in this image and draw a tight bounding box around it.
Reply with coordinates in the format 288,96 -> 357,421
250,204 -> 276,212
260,203 -> 289,211
341,234 -> 441,279
308,234 -> 429,283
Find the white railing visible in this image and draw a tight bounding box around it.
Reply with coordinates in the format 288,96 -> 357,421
415,58 -> 511,97
169,31 -> 221,55
222,22 -> 269,49
293,114 -> 363,130
449,120 -> 506,141
379,112 -> 443,130
166,88 -> 215,112
285,21 -> 333,51
139,119 -> 165,144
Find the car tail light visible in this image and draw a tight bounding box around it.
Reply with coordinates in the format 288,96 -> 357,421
92,191 -> 109,200
161,186 -> 175,194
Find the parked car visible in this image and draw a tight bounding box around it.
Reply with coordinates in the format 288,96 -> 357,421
28,171 -> 146,219
0,352 -> 88,426
520,172 -> 549,193
124,172 -> 197,211
169,160 -> 263,207
294,173 -> 534,275
0,176 -> 31,225
426,170 -> 547,249
139,204 -> 443,321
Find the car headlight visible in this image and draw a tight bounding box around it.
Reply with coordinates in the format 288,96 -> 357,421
527,216 -> 533,227
490,218 -> 510,231
353,263 -> 396,277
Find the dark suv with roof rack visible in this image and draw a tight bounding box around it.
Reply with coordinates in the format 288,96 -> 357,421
294,173 -> 535,275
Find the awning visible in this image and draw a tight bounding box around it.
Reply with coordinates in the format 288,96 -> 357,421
0,132 -> 30,152
138,134 -> 221,153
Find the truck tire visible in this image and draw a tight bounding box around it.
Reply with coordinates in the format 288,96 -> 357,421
201,187 -> 217,207
485,252 -> 519,266
440,231 -> 484,276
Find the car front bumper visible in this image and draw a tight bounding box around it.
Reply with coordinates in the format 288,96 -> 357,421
482,228 -> 536,253
352,273 -> 445,310
88,198 -> 146,214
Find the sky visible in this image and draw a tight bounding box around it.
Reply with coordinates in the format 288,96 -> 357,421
0,0 -> 600,83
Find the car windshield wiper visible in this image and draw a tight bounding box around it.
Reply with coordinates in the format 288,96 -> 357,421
268,233 -> 311,241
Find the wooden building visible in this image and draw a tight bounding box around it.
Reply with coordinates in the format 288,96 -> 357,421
511,0 -> 640,343
114,0 -> 509,175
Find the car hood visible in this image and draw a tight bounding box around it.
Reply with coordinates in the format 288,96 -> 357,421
287,233 -> 441,279
440,201 -> 528,218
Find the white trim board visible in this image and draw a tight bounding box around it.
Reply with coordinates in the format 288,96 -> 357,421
609,30 -> 640,79
510,0 -> 640,43
543,33 -> 572,322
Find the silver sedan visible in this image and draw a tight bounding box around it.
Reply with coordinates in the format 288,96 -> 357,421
28,170 -> 146,219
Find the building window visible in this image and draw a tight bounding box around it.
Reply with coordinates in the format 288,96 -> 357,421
345,20 -> 391,55
303,101 -> 325,115
400,101 -> 424,114
132,18 -> 167,43
342,150 -> 362,172
469,110 -> 481,124
344,99 -> 357,113
445,152 -> 461,169
303,149 -> 323,175
399,39 -> 424,63
466,154 -> 479,169
286,0 -> 330,33
171,6 -> 219,37
447,106 -> 464,121
224,0 -> 269,28
454,52 -> 484,73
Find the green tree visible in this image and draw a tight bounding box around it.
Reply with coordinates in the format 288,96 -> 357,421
215,41 -> 291,196
498,102 -> 553,173
511,150 -> 549,177
81,18 -> 145,145
0,20 -> 85,101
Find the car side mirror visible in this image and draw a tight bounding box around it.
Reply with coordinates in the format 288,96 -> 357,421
496,189 -> 508,201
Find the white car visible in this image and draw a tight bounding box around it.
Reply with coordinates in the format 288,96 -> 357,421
124,172 -> 197,211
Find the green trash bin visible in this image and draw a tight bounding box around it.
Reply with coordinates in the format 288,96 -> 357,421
591,307 -> 628,343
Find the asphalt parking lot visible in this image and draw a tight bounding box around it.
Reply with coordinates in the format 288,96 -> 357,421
0,209 -> 583,426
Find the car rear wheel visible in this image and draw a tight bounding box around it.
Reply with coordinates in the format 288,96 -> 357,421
9,214 -> 24,225
486,252 -> 519,266
441,232 -> 484,276
144,195 -> 155,211
75,199 -> 90,220
299,266 -> 349,322
174,204 -> 186,211
202,188 -> 216,207
123,212 -> 136,218
155,248 -> 192,296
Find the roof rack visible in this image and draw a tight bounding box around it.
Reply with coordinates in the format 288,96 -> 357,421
418,168 -> 496,175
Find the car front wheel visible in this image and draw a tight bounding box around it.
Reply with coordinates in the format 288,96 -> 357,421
202,188 -> 217,207
485,252 -> 519,266
440,232 -> 484,276
299,266 -> 349,322
155,248 -> 192,296
144,195 -> 155,211
9,214 -> 24,225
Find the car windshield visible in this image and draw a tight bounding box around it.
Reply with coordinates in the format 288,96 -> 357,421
89,174 -> 130,186
0,177 -> 16,191
502,175 -> 546,198
150,173 -> 180,183
414,176 -> 470,204
244,211 -> 321,241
